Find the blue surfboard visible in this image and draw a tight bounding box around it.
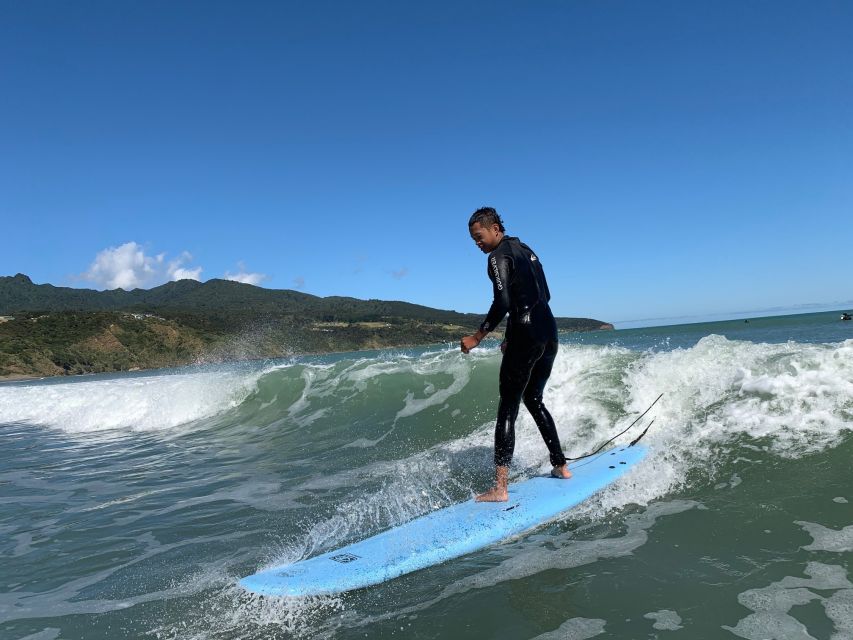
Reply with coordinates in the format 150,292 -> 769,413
240,444 -> 648,597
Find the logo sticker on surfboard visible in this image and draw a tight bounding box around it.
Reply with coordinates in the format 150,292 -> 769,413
330,553 -> 360,564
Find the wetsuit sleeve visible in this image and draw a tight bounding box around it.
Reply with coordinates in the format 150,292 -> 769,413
479,252 -> 513,333
533,250 -> 551,303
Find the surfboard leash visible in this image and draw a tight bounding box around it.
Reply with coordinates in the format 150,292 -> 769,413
565,392 -> 664,462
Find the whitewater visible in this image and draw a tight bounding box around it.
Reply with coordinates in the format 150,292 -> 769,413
1,311 -> 851,639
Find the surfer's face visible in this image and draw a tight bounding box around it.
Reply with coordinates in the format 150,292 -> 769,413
469,222 -> 503,254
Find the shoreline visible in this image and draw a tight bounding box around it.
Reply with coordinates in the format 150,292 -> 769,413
0,372 -> 44,383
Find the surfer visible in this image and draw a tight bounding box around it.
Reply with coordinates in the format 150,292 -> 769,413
461,207 -> 570,502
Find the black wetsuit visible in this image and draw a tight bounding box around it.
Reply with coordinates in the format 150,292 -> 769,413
479,236 -> 567,468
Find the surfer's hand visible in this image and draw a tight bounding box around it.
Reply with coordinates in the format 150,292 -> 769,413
500,340 -> 507,354
460,335 -> 480,354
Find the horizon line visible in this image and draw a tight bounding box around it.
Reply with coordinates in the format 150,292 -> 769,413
614,302 -> 853,329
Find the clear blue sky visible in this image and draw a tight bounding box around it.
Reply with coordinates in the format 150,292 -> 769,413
2,1 -> 851,326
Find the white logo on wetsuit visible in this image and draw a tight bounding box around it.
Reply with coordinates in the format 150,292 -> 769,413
490,256 -> 503,290
531,255 -> 538,261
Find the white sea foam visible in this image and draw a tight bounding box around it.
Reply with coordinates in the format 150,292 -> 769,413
644,609 -> 683,631
825,589 -> 853,640
146,570 -> 345,640
624,336 -> 853,453
556,336 -> 853,518
284,349 -> 468,428
0,367 -> 266,433
722,562 -> 853,640
17,630 -> 61,640
530,617 -> 607,640
284,452 -> 470,563
797,521 -> 853,553
394,352 -> 472,420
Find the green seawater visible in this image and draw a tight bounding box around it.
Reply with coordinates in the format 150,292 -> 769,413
1,311 -> 851,639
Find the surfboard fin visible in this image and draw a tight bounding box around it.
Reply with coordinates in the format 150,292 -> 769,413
629,419 -> 655,447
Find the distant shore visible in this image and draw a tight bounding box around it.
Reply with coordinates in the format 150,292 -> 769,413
0,327 -> 616,383
0,274 -> 613,382
0,333 -> 483,383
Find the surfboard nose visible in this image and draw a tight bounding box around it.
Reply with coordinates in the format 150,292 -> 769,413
239,570 -> 306,597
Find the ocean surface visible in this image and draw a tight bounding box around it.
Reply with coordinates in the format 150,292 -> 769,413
1,310 -> 851,640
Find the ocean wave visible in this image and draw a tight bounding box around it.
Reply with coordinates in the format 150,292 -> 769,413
255,335 -> 853,557
0,368 -> 266,434
1,337 -> 849,465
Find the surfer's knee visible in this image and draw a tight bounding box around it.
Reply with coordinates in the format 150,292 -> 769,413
522,391 -> 544,411
499,377 -> 526,403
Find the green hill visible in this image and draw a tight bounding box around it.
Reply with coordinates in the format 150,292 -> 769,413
0,274 -> 613,379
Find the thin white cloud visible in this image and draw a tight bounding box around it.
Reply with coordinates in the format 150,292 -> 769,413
168,251 -> 203,282
224,262 -> 268,286
171,266 -> 203,281
83,242 -> 202,290
391,267 -> 409,280
293,276 -> 305,289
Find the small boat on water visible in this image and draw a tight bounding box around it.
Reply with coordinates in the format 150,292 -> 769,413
842,312 -> 852,321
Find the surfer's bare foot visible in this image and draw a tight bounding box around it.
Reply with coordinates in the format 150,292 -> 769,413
476,486 -> 509,502
551,464 -> 572,479
476,465 -> 509,502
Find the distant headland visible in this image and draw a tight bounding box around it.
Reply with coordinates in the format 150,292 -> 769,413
0,274 -> 613,380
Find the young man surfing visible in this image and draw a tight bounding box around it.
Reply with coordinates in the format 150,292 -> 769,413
461,207 -> 571,502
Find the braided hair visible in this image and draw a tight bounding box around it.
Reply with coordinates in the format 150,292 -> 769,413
468,207 -> 505,232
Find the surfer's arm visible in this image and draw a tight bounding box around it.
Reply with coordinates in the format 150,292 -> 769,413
479,253 -> 512,334
462,253 -> 512,353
